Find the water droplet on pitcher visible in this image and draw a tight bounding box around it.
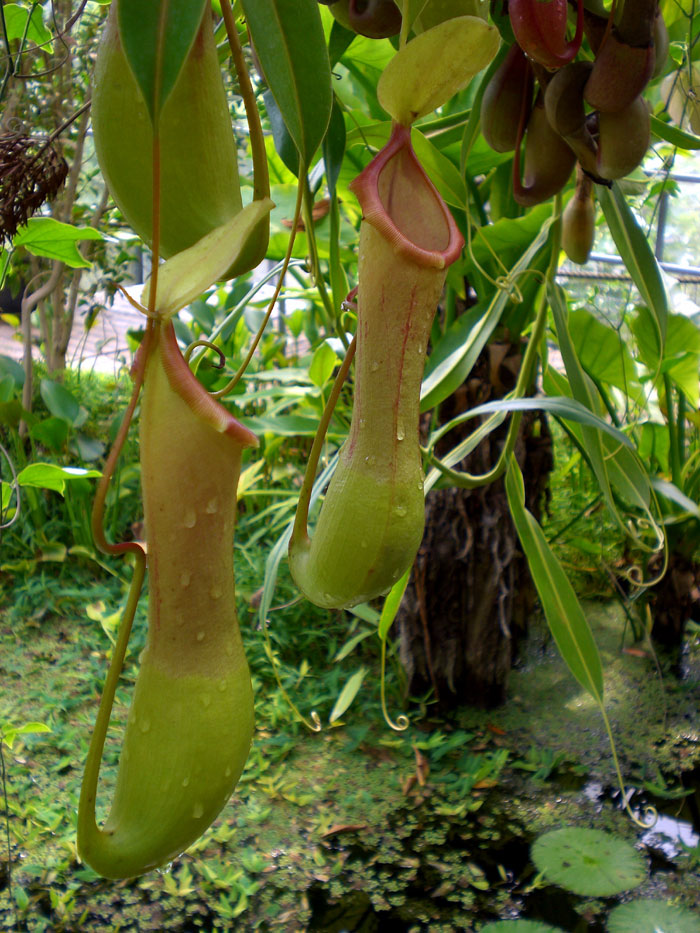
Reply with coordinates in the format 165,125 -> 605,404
416,345 -> 423,355
182,775 -> 190,788
210,584 -> 223,600
361,540 -> 368,549
225,640 -> 234,657
205,498 -> 218,514
394,505 -> 408,518
201,694 -> 211,708
180,570 -> 191,587
323,592 -> 334,603
192,802 -> 204,819
359,418 -> 366,430
139,719 -> 151,734
196,630 -> 205,642
225,766 -> 232,778
370,360 -> 380,372
396,425 -> 405,441
367,455 -> 376,466
183,509 -> 196,529
218,679 -> 227,693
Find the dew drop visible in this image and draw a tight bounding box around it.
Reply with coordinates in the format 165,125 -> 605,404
129,712 -> 136,726
394,505 -> 408,518
201,694 -> 211,708
192,802 -> 204,820
225,640 -> 235,657
209,584 -> 223,600
361,540 -> 368,549
218,679 -> 227,693
205,498 -> 218,514
183,509 -> 196,529
196,630 -> 205,642
396,424 -> 405,441
358,418 -> 366,430
367,455 -> 376,466
224,766 -> 232,778
139,719 -> 151,734
370,360 -> 380,372
182,775 -> 190,788
416,345 -> 424,355
180,570 -> 191,587
138,649 -> 146,664
323,592 -> 334,603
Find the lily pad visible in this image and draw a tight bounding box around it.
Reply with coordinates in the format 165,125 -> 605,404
607,899 -> 700,933
481,922 -> 563,932
531,828 -> 646,897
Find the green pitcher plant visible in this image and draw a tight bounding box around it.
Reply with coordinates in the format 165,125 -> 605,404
77,201 -> 272,880
288,124 -> 463,608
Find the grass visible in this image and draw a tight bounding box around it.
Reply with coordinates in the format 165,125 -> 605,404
1,560 -> 700,931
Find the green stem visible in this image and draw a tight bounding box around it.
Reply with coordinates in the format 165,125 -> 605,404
664,374 -> 682,488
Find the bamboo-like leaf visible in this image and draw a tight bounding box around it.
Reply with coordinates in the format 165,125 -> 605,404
420,219 -> 554,411
242,0 -> 332,167
378,569 -> 411,642
597,183 -> 667,350
650,114 -> 700,150
118,0 -> 207,123
329,668 -> 367,723
505,460 -> 604,702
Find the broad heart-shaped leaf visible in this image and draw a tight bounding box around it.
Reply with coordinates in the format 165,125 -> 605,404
4,3 -> 52,45
568,309 -> 643,404
531,828 -> 645,897
505,459 -> 604,702
13,218 -> 103,269
377,16 -> 499,125
632,308 -> 700,407
118,0 -> 207,123
39,379 -> 80,425
141,199 -> 274,319
607,898 -> 700,933
598,183 -> 667,351
242,0 -> 332,168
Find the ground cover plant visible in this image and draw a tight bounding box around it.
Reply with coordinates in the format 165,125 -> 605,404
2,0 -> 700,928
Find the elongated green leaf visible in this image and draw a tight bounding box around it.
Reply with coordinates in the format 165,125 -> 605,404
547,281 -> 624,534
597,183 -> 667,349
568,309 -> 642,403
650,114 -> 700,150
505,460 -> 604,701
378,569 -> 411,642
243,0 -> 332,166
14,218 -> 102,268
329,667 -> 367,723
421,219 -> 554,411
118,0 -> 207,123
40,379 -> 80,425
652,478 -> 700,519
457,396 -> 633,448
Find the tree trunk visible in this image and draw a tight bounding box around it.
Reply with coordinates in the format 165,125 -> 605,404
398,341 -> 553,710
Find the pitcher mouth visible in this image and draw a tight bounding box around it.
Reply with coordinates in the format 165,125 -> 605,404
349,123 -> 464,270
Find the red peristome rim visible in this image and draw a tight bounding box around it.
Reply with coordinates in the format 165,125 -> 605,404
349,123 -> 464,270
158,321 -> 258,449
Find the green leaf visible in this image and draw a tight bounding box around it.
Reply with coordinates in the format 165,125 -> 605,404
378,569 -> 411,642
650,114 -> 700,150
531,828 -> 646,897
4,3 -> 52,45
607,899 -> 700,933
30,417 -> 70,452
568,309 -> 642,402
308,342 -> 339,388
597,183 -> 667,350
481,922 -> 563,933
421,220 -> 553,412
39,379 -> 80,424
462,396 -> 634,448
377,16 -> 499,125
242,0 -> 332,167
0,375 -> 14,402
118,0 -> 207,123
0,355 -> 24,389
632,310 -> 700,406
323,97 -> 347,199
1,721 -> 51,751
329,667 -> 367,723
14,218 -> 103,268
505,460 -> 604,701
17,463 -> 101,496
652,478 -> 700,519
